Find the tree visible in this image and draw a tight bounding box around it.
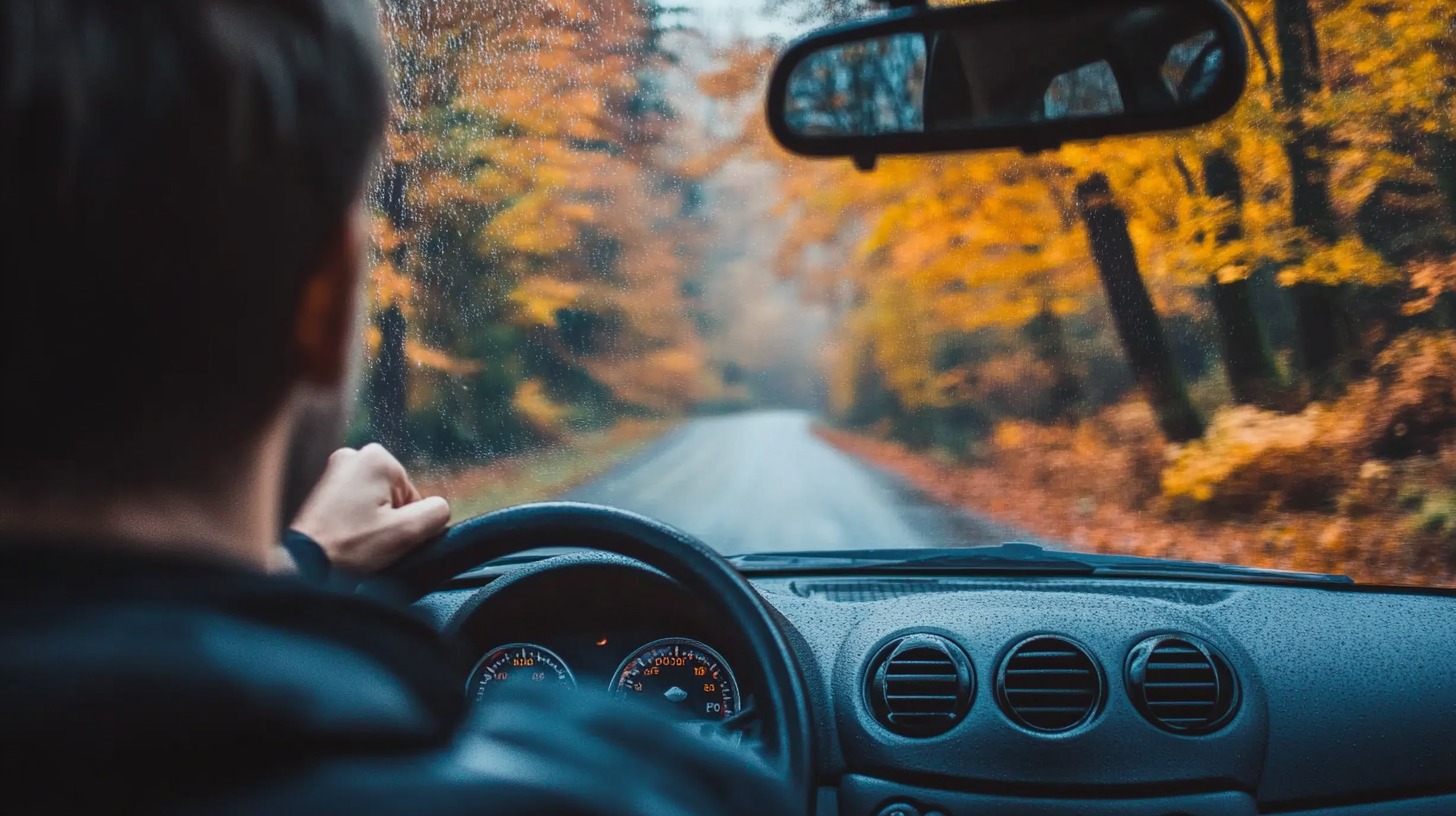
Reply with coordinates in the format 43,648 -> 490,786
368,302 -> 410,454
1074,173 -> 1204,441
1273,0 -> 1353,396
1201,150 -> 1285,407
362,0 -> 718,464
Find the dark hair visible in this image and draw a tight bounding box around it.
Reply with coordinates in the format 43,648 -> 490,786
0,0 -> 388,494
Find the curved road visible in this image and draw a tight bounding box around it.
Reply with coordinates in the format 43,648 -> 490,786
564,410 -> 1029,555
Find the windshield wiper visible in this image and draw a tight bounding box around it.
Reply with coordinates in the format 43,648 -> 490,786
730,542 -> 1093,574
1084,556 -> 1353,585
730,542 -> 1353,586
883,543 -> 1097,574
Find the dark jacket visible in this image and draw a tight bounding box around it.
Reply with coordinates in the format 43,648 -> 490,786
0,543 -> 792,815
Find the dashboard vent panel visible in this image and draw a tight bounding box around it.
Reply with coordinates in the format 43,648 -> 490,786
997,636 -> 1102,732
866,634 -> 973,736
1126,635 -> 1238,734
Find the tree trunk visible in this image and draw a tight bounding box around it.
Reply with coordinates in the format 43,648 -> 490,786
1273,0 -> 1350,399
368,154 -> 414,456
1074,173 -> 1204,441
1202,150 -> 1284,407
369,302 -> 410,455
1284,125 -> 1349,394
1429,133 -> 1456,228
376,161 -> 413,230
1022,305 -> 1082,421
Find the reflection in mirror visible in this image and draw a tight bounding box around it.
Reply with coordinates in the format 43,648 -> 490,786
776,0 -> 1239,145
1044,61 -> 1123,119
1164,31 -> 1224,104
785,34 -> 926,138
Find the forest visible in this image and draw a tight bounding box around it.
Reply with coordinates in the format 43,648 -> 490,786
359,0 -> 723,463
360,0 -> 1456,585
710,0 -> 1456,584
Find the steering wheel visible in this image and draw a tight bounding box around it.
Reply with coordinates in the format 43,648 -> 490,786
366,502 -> 815,811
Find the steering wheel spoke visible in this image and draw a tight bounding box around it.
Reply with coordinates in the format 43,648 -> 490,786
722,695 -> 762,740
672,694 -> 762,749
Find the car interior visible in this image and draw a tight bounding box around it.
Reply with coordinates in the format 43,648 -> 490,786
373,500 -> 1456,816
360,0 -> 1456,813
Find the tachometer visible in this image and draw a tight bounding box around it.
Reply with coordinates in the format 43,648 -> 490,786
466,643 -> 576,704
611,637 -> 740,722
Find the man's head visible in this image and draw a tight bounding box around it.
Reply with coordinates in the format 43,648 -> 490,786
0,0 -> 388,500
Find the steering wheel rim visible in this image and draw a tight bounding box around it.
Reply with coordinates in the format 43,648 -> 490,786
366,502 -> 815,810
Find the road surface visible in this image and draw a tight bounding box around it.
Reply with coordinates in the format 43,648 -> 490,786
564,410 -> 1029,555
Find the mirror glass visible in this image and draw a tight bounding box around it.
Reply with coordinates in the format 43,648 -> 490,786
784,34 -> 927,138
778,0 -> 1239,142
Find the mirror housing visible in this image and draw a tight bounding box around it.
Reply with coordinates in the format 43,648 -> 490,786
766,0 -> 1248,162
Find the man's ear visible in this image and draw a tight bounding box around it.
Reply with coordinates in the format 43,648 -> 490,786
293,204 -> 367,387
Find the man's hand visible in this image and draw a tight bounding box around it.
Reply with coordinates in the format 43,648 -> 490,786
288,444 -> 451,575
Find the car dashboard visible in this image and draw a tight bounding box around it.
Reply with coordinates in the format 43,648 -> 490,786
417,553 -> 1456,816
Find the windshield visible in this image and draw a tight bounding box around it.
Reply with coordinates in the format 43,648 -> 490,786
361,0 -> 1456,588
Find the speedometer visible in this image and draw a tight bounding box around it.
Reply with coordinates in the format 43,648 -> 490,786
466,643 -> 575,704
611,637 -> 740,722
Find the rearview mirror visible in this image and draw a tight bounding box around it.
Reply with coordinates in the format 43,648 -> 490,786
766,0 -> 1248,162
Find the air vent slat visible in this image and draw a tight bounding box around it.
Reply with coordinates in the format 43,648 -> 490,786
867,635 -> 973,737
888,659 -> 954,665
1127,636 -> 1239,734
997,637 -> 1101,732
1147,689 -> 1215,700
885,694 -> 962,701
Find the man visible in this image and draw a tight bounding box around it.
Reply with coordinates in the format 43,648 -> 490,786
0,1 -> 793,813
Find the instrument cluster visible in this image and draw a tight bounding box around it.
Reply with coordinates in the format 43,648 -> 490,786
467,635 -> 741,723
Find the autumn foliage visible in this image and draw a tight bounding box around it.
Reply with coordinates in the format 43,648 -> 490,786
360,0 -> 1456,584
701,0 -> 1456,584
357,0 -> 716,463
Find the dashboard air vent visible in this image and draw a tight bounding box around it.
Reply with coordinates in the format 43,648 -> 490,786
997,636 -> 1102,732
866,634 -> 973,736
1126,635 -> 1239,733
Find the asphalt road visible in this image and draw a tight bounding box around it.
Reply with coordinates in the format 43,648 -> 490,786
564,409 -> 1028,555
